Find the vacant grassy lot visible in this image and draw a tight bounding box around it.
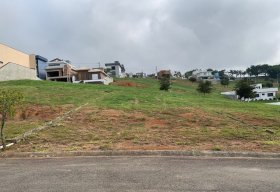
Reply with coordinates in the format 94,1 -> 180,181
0,78 -> 279,152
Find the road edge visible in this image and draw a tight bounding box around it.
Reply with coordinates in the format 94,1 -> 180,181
1,150 -> 280,159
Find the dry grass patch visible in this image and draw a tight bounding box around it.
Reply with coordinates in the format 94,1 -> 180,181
6,106 -> 280,153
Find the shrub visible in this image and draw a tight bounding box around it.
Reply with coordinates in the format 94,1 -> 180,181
263,81 -> 273,88
0,89 -> 23,150
197,81 -> 212,95
189,76 -> 197,83
159,77 -> 171,91
220,77 -> 229,87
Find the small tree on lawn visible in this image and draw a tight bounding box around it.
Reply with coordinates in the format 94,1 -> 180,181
0,90 -> 23,150
197,80 -> 212,95
235,80 -> 255,100
220,77 -> 229,87
159,77 -> 171,91
189,76 -> 197,83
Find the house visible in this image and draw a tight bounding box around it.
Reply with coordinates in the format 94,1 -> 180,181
252,84 -> 278,101
105,61 -> 126,78
0,43 -> 48,81
83,69 -> 113,85
135,72 -> 147,78
45,58 -> 77,82
157,70 -> 171,79
73,68 -> 113,85
221,83 -> 278,101
191,69 -> 214,80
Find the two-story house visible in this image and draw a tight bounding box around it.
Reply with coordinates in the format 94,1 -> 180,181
105,61 -> 126,78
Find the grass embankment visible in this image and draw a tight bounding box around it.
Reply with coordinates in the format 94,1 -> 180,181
0,79 -> 279,152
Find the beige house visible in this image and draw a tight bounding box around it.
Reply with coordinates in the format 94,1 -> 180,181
0,43 -> 48,81
0,43 -> 36,69
73,68 -> 113,85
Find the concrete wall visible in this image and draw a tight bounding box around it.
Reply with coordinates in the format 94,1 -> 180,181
0,63 -> 39,81
0,43 -> 35,68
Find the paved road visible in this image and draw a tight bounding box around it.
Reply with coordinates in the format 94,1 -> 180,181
0,156 -> 279,191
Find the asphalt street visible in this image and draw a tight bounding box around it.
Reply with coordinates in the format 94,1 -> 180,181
0,156 -> 279,191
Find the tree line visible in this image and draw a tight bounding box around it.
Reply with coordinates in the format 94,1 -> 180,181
246,64 -> 280,79
184,64 -> 280,80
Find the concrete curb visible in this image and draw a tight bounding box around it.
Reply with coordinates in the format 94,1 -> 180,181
1,150 -> 280,159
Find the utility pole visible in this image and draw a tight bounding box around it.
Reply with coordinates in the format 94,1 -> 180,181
156,66 -> 158,80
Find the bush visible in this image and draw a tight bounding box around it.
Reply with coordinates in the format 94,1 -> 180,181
263,81 -> 273,88
0,89 -> 23,150
159,77 -> 171,91
220,77 -> 229,87
197,81 -> 212,95
189,76 -> 197,83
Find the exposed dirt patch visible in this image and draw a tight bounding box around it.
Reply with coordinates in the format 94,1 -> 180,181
100,109 -> 125,117
145,119 -> 168,129
232,113 -> 280,127
112,81 -> 145,87
178,108 -> 224,128
14,105 -> 70,121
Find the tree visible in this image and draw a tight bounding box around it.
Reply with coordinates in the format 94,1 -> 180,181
267,64 -> 280,79
235,80 -> 255,100
228,70 -> 235,78
173,71 -> 182,78
218,70 -> 226,79
220,77 -> 229,87
189,76 -> 197,83
197,81 -> 212,95
159,77 -> 171,91
260,64 -> 270,77
246,68 -> 252,78
0,89 -> 23,150
184,70 -> 194,78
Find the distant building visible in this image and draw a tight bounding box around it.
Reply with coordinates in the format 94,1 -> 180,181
105,61 -> 126,78
0,43 -> 48,81
252,84 -> 278,101
135,72 -> 147,78
45,58 -> 77,82
127,73 -> 133,78
46,59 -> 113,85
221,83 -> 278,101
35,55 -> 48,80
157,70 -> 171,79
73,68 -> 113,85
191,69 -> 214,80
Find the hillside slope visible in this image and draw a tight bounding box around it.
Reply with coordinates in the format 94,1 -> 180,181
0,79 -> 279,152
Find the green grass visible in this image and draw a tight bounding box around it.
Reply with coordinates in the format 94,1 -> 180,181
1,78 -> 278,115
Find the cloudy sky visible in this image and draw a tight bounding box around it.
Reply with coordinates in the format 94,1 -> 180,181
1,0 -> 280,73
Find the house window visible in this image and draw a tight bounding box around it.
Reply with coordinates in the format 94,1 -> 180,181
49,63 -> 60,66
262,93 -> 265,96
268,93 -> 274,97
47,71 -> 59,77
111,66 -> 116,70
92,74 -> 99,80
255,94 -> 260,98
